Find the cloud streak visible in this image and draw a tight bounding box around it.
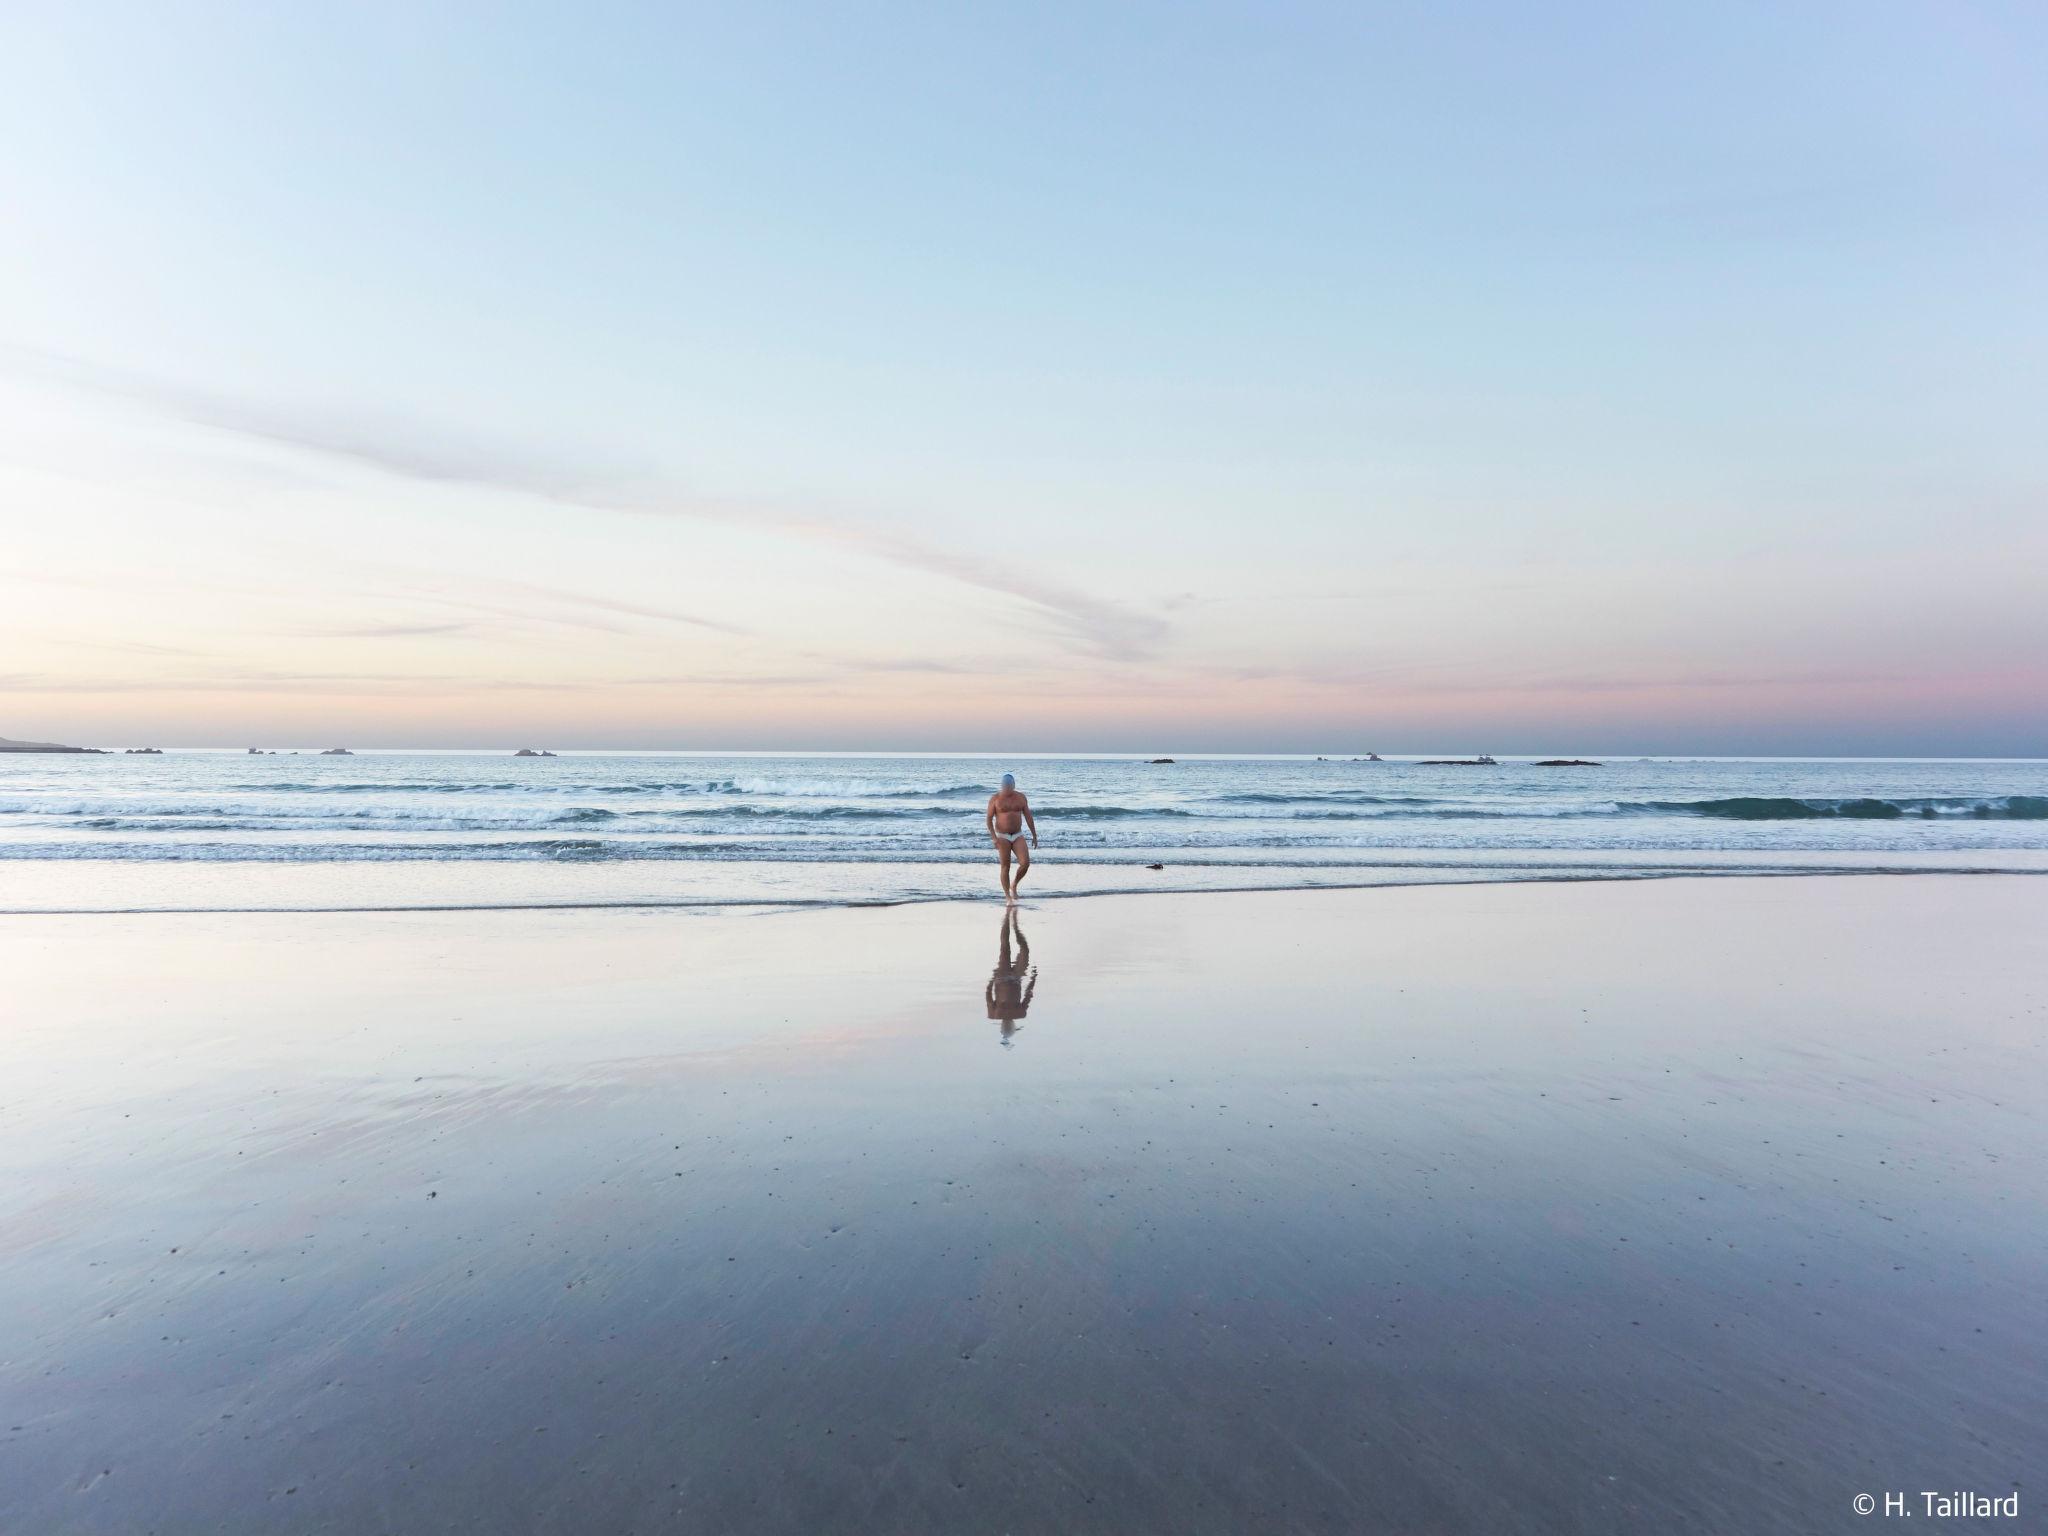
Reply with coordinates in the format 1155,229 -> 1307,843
298,621 -> 487,640
369,573 -> 753,639
0,669 -> 589,694
7,347 -> 1166,662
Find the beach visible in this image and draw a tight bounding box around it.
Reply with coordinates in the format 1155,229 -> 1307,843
10,0 -> 2043,1526
3,875 -> 2041,1533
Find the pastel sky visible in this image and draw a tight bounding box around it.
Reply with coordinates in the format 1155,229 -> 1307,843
3,2 -> 2044,754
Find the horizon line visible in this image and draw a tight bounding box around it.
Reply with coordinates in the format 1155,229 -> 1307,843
19,745 -> 2048,764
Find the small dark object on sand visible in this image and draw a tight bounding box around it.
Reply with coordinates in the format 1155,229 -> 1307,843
1147,862 -> 1165,870
1535,758 -> 1602,767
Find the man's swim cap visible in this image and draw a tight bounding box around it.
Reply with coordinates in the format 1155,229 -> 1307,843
1000,773 -> 1016,789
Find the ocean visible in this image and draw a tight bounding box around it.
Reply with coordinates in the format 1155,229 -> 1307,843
2,750 -> 2044,912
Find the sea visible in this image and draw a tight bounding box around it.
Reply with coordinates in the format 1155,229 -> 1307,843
2,750 -> 2044,912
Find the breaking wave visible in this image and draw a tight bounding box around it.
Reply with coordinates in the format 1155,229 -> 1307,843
4,756 -> 2045,881
1639,795 -> 2048,821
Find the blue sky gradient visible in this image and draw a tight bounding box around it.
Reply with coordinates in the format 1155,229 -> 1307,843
2,2 -> 2043,752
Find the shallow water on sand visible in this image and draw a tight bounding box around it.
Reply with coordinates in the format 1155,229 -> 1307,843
2,878 -> 2042,1532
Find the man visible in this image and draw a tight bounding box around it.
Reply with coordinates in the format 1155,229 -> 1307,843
984,771 -> 1038,904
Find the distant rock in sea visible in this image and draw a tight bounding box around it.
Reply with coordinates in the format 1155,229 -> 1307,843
125,747 -> 164,754
1148,757 -> 1175,764
320,747 -> 353,755
1420,755 -> 1498,766
1535,758 -> 1601,767
0,735 -> 102,753
514,748 -> 557,757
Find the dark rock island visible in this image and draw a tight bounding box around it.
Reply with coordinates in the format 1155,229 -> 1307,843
0,735 -> 103,753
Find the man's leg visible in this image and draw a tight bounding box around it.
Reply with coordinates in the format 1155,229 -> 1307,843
1010,840 -> 1031,897
996,838 -> 1013,900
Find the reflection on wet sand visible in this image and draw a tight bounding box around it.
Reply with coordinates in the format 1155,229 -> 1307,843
4,881 -> 2043,1535
984,908 -> 1037,1044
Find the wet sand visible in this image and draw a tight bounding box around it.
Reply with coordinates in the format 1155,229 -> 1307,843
2,877 -> 2042,1533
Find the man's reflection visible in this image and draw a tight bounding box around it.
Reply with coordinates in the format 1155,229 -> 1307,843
984,908 -> 1037,1045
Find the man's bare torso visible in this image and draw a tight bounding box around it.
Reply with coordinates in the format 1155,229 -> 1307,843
988,789 -> 1029,834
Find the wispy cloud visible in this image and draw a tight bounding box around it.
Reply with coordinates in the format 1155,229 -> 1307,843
851,657 -> 977,675
356,573 -> 752,640
46,636 -> 209,658
771,516 -> 1166,661
483,579 -> 752,637
0,669 -> 587,694
1191,657 -> 1974,699
7,347 -> 1165,661
298,620 -> 487,640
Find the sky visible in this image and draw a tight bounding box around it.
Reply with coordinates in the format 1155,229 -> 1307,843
2,1 -> 2043,755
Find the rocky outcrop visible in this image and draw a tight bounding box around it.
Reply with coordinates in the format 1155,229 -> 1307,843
514,748 -> 557,757
0,735 -> 102,753
1148,757 -> 1175,764
125,747 -> 164,754
1420,756 -> 1497,766
1535,759 -> 1601,767
320,747 -> 353,755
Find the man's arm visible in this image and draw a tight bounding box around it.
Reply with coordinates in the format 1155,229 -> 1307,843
985,794 -> 999,835
1024,799 -> 1039,845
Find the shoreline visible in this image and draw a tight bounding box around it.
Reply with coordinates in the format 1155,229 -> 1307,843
10,745 -> 2048,760
2,860 -> 2045,917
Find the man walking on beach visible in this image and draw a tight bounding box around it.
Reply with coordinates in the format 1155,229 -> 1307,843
985,772 -> 1038,904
